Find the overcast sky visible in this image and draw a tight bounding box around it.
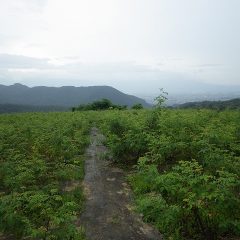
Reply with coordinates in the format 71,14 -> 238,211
0,0 -> 239,94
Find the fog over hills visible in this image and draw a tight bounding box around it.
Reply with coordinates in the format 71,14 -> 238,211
132,79 -> 240,105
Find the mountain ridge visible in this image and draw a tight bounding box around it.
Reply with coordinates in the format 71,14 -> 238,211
174,98 -> 240,110
0,83 -> 151,108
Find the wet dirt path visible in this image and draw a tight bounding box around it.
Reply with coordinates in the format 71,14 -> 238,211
78,127 -> 162,240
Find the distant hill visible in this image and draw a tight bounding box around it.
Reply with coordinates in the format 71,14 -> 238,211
0,104 -> 68,114
175,98 -> 240,110
0,84 -> 151,113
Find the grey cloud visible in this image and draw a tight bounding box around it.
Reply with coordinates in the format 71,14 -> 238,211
13,0 -> 48,12
0,54 -> 162,73
60,56 -> 82,61
195,64 -> 224,68
0,34 -> 12,44
0,54 -> 51,69
63,61 -> 161,73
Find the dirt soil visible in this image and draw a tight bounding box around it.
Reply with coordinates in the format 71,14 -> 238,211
78,127 -> 162,240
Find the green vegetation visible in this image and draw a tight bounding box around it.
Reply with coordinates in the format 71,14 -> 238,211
97,108 -> 240,239
0,112 -> 90,239
131,103 -> 144,110
73,98 -> 128,111
1,103 -> 239,240
0,104 -> 68,114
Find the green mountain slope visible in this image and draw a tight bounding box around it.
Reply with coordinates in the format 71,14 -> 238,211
0,83 -> 151,111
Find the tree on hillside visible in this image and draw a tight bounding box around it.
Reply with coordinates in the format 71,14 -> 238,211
74,99 -> 128,111
132,103 -> 144,110
91,99 -> 112,110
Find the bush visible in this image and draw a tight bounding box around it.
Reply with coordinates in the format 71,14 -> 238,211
130,160 -> 240,239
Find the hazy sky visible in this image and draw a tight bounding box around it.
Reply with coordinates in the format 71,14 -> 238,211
0,0 -> 240,94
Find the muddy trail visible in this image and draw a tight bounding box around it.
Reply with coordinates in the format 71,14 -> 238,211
78,127 -> 162,240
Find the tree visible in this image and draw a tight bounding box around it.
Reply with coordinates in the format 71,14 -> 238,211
154,88 -> 168,109
91,99 -> 112,110
132,103 -> 144,110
